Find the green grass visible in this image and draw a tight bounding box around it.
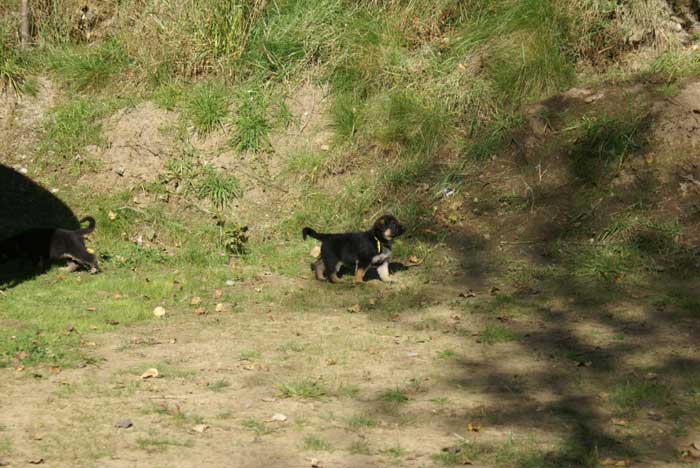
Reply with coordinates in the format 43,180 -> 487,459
569,114 -> 648,184
241,418 -> 275,435
43,39 -> 131,92
278,379 -> 327,399
286,149 -> 327,175
347,415 -> 376,429
183,81 -> 230,134
0,22 -> 35,95
349,438 -> 371,455
480,324 -> 519,345
194,165 -> 242,209
303,434 -> 332,451
38,98 -> 122,163
610,378 -> 670,415
379,388 -> 408,403
229,87 -> 271,152
207,379 -> 230,392
136,434 -> 191,453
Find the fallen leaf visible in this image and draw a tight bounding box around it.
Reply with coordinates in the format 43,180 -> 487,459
15,365 -> 25,371
459,290 -> 477,298
310,458 -> 322,468
601,458 -> 631,466
262,397 -> 277,402
66,324 -> 75,333
49,366 -> 61,375
647,410 -> 662,421
408,255 -> 422,265
611,418 -> 628,427
270,413 -> 287,422
153,306 -> 166,317
347,304 -> 360,313
195,307 -> 206,315
367,346 -> 379,354
86,306 -> 96,312
309,245 -> 321,258
192,424 -> 209,433
108,211 -> 117,221
467,423 -> 482,432
215,303 -> 226,312
28,457 -> 44,464
112,292 -> 122,299
326,358 -> 337,365
114,419 -> 133,429
241,363 -> 255,371
407,352 -> 419,358
214,289 -> 223,298
190,296 -> 202,305
576,361 -> 593,368
105,319 -> 119,326
140,368 -> 159,379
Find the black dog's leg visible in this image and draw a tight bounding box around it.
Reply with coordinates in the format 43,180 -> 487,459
353,260 -> 371,285
322,253 -> 340,283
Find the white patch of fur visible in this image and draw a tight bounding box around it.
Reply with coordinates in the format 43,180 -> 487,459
371,248 -> 391,265
377,261 -> 391,281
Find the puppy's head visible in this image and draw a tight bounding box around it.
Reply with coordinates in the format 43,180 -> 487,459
372,214 -> 405,241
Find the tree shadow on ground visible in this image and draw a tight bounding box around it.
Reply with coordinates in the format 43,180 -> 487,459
371,80 -> 700,465
0,163 -> 79,288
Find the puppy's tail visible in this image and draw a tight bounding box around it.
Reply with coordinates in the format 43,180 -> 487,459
77,216 -> 96,235
302,227 -> 325,241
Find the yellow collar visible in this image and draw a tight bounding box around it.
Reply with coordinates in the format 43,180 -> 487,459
374,237 -> 381,253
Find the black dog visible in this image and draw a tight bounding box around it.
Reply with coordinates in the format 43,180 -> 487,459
302,214 -> 405,284
0,216 -> 98,273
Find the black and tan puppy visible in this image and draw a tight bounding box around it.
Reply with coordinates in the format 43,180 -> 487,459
0,216 -> 98,273
302,214 -> 405,284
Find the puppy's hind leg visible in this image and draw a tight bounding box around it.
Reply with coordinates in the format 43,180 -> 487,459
313,259 -> 326,281
353,263 -> 368,285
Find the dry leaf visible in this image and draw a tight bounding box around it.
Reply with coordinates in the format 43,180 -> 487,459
140,368 -> 159,379
408,255 -> 421,264
367,346 -> 379,354
270,413 -> 287,422
192,424 -> 209,433
195,307 -> 206,315
215,303 -> 226,312
28,458 -> 44,464
214,289 -> 223,299
153,306 -> 166,317
108,211 -> 117,221
112,292 -> 122,299
309,245 -> 321,258
347,304 -> 360,313
190,296 -> 202,305
86,306 -> 96,312
467,423 -> 482,432
611,418 -> 628,427
601,458 -> 631,467
458,290 -> 477,298
49,366 -> 61,375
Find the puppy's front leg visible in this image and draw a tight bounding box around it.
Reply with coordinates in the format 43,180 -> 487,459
377,261 -> 394,282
